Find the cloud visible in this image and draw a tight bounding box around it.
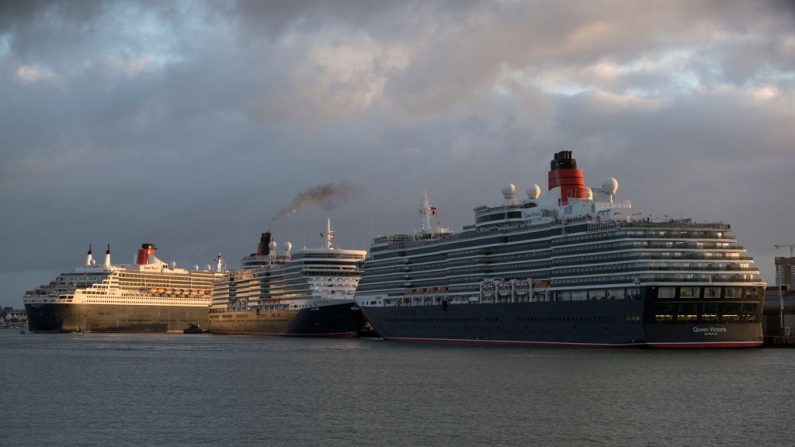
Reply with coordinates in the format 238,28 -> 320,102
0,0 -> 794,306
15,64 -> 56,83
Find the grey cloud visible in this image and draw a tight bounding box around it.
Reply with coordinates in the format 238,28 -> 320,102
1,0 -> 794,306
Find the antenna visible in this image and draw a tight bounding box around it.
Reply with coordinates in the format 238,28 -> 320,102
774,244 -> 795,258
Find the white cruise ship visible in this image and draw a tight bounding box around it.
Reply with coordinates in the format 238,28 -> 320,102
209,220 -> 367,336
24,243 -> 228,332
355,151 -> 766,348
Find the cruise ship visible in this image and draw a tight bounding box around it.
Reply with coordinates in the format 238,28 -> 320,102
209,221 -> 367,336
24,243 -> 228,332
355,151 -> 766,348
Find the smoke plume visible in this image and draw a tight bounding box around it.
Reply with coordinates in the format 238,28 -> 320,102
268,181 -> 356,228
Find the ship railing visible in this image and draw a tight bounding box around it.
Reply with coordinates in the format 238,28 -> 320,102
553,275 -> 761,287
551,265 -> 760,277
372,216 -> 732,249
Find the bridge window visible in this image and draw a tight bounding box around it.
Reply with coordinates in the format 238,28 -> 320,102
724,288 -> 743,299
608,288 -> 626,299
680,287 -> 700,299
705,287 -> 721,299
658,287 -> 675,299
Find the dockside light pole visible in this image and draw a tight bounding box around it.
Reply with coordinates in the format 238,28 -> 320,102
778,270 -> 785,335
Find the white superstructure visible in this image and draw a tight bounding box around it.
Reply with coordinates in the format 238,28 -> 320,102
24,243 -> 227,308
210,220 -> 365,313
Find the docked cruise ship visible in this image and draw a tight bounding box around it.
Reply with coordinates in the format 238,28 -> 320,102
24,243 -> 228,332
209,221 -> 367,336
355,151 -> 766,348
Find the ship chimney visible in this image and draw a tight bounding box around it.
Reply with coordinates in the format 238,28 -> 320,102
86,244 -> 94,266
104,244 -> 111,268
258,232 -> 272,256
548,150 -> 587,205
136,243 -> 156,265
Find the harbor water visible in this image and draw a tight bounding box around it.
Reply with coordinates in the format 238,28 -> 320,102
2,329 -> 794,446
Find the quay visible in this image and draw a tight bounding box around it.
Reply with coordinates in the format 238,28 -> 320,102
763,286 -> 795,347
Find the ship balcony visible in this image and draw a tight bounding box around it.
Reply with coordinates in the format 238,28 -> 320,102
552,274 -> 762,287
551,265 -> 759,277
551,253 -> 753,267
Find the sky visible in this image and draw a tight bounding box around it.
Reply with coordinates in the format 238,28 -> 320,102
1,0 -> 794,307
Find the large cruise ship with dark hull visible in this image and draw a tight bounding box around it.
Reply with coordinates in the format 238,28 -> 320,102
355,151 -> 765,348
24,243 -> 228,333
209,221 -> 367,336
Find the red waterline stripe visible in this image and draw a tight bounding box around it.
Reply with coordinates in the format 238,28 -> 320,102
386,337 -> 643,348
646,341 -> 762,349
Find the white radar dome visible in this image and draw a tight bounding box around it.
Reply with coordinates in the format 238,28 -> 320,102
283,242 -> 293,252
585,187 -> 593,201
502,184 -> 517,200
268,241 -> 278,251
602,177 -> 619,195
526,184 -> 541,200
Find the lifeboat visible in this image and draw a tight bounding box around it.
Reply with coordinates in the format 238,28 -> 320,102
498,283 -> 513,296
532,279 -> 551,290
481,282 -> 496,296
514,281 -> 530,295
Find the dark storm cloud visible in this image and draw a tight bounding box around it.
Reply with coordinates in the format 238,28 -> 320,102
0,0 -> 100,32
1,0 -> 794,305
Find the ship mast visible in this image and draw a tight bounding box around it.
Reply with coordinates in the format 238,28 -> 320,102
420,192 -> 432,233
326,219 -> 335,250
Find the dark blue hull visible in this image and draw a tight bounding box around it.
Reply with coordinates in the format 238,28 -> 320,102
208,301 -> 365,337
361,288 -> 763,348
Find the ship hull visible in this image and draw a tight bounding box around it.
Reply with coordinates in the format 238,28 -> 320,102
25,303 -> 209,333
361,298 -> 763,348
209,301 -> 365,337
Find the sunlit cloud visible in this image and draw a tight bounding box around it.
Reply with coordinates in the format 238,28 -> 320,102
15,65 -> 56,84
295,33 -> 412,114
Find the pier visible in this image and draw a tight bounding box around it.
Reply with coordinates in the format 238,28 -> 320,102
763,286 -> 795,347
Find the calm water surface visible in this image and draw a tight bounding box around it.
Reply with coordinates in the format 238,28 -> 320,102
1,329 -> 794,446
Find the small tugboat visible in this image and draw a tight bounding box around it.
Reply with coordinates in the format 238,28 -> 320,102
183,323 -> 205,334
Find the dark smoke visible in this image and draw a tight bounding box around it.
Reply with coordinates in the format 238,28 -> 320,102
268,181 -> 356,228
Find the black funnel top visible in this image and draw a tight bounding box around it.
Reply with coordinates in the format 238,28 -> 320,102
259,232 -> 272,256
550,150 -> 577,170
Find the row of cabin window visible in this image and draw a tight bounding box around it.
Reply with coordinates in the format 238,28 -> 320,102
657,286 -> 752,299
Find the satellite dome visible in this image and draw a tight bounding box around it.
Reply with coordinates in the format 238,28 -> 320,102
283,241 -> 293,252
268,241 -> 278,251
526,184 -> 542,200
585,187 -> 593,201
502,183 -> 517,199
602,177 -> 619,195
